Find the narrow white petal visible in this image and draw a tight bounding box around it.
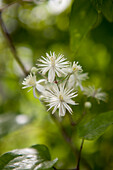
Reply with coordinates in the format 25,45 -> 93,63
52,105 -> 58,114
27,88 -> 32,92
59,103 -> 66,116
41,56 -> 50,62
47,105 -> 54,111
48,68 -> 55,82
22,85 -> 31,89
38,59 -> 49,64
36,79 -> 46,83
33,87 -> 38,99
36,84 -> 44,92
63,102 -> 72,114
42,67 -> 50,75
65,99 -> 76,105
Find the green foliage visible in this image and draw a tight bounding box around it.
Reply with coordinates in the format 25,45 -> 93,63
70,0 -> 97,53
0,0 -> 113,169
0,144 -> 58,170
91,0 -> 113,22
78,110 -> 113,140
90,0 -> 103,10
101,0 -> 113,22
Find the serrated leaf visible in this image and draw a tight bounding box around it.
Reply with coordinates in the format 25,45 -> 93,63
0,144 -> 58,170
101,0 -> 113,22
77,110 -> 113,140
70,0 -> 97,52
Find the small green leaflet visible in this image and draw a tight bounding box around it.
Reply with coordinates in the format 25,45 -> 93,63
70,0 -> 97,53
77,110 -> 113,140
0,144 -> 58,170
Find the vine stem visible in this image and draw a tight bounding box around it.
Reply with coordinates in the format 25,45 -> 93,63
76,139 -> 84,170
0,9 -> 28,76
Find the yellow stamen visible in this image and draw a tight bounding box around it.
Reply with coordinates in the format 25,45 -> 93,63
59,94 -> 63,101
72,66 -> 77,71
50,56 -> 55,66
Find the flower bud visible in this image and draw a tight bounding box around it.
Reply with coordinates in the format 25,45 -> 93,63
84,101 -> 92,109
31,67 -> 38,74
39,95 -> 45,102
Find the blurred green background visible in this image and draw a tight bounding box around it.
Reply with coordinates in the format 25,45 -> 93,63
0,0 -> 113,169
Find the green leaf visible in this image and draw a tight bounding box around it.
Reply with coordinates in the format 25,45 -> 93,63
0,144 -> 58,170
70,0 -> 97,52
101,0 -> 113,22
90,0 -> 103,11
77,110 -> 113,140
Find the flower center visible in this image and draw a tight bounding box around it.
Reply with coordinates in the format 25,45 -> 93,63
59,94 -> 64,101
50,56 -> 55,66
72,63 -> 82,72
72,66 -> 77,71
27,76 -> 36,86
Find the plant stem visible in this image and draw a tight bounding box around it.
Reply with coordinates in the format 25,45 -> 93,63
0,10 -> 28,76
76,139 -> 84,170
51,114 -> 77,156
68,113 -> 76,126
51,114 -> 92,170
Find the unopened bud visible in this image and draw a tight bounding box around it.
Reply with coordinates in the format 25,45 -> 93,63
31,67 -> 38,73
39,95 -> 44,102
84,101 -> 92,109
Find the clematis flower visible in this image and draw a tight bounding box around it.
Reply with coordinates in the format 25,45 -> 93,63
83,86 -> 107,103
22,73 -> 46,98
68,72 -> 88,90
43,82 -> 78,116
37,52 -> 69,83
71,61 -> 83,73
65,61 -> 88,90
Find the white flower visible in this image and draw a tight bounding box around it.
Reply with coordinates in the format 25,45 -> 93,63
68,72 -> 88,90
65,61 -> 82,74
63,61 -> 88,90
71,61 -> 82,73
37,52 -> 69,82
43,82 -> 78,116
22,73 -> 46,98
22,73 -> 36,89
83,86 -> 107,103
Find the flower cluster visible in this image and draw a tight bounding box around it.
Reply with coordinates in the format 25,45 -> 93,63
22,52 -> 107,116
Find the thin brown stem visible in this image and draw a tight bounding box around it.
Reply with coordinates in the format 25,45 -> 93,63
0,10 -> 28,76
68,113 -> 76,126
76,139 -> 84,170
